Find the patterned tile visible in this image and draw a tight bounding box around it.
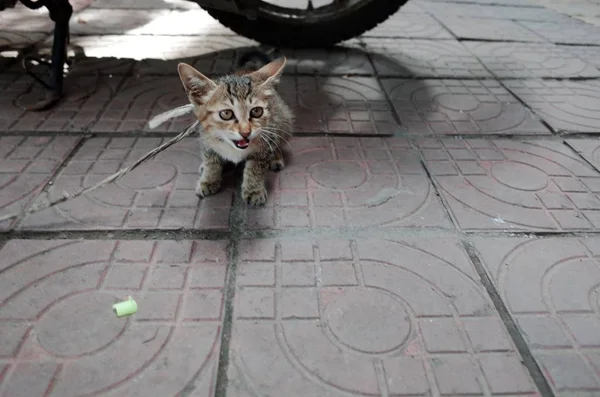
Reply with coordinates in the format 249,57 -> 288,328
534,0 -> 600,18
0,137 -> 80,230
364,38 -> 491,78
137,41 -> 374,77
464,42 -> 600,78
575,15 -> 600,27
279,44 -> 375,76
439,16 -> 546,42
61,34 -> 253,61
361,12 -> 453,38
521,19 -> 600,45
565,45 -> 600,69
382,79 -> 550,135
64,56 -> 135,76
71,8 -> 235,35
7,38 -> 136,74
91,75 -> 193,133
504,80 -> 600,133
417,0 -> 540,5
89,0 -> 197,8
0,239 -> 223,396
287,76 -> 399,135
420,1 -> 567,20
418,139 -> 600,230
471,236 -> 600,395
244,137 -> 452,229
228,237 -> 536,397
0,73 -> 125,133
567,139 -> 600,173
0,31 -> 48,49
20,137 -> 233,230
0,4 -> 53,32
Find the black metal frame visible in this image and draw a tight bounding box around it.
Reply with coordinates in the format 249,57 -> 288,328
12,0 -> 72,110
1,0 -> 255,111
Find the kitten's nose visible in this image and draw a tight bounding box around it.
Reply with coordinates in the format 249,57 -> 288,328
239,125 -> 251,138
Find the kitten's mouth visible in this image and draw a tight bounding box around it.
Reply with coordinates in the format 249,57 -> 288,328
232,138 -> 250,149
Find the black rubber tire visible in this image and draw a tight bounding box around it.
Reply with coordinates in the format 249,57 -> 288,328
202,0 -> 409,48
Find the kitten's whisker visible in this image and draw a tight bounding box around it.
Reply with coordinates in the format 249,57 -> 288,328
259,131 -> 285,156
260,134 -> 274,153
263,126 -> 293,138
262,129 -> 293,150
260,127 -> 293,144
260,131 -> 281,153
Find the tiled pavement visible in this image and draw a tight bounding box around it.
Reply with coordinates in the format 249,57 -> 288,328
1,0 -> 600,396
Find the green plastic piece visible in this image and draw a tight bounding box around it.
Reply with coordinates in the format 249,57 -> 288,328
113,296 -> 138,317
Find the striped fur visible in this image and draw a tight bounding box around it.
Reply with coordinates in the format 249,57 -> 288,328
177,53 -> 293,206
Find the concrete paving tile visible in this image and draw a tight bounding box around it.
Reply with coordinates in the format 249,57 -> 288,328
70,8 -> 170,35
5,38 -> 136,75
279,44 -> 375,76
90,0 -> 197,9
70,0 -> 94,11
575,15 -> 600,27
364,38 -> 492,78
245,137 -> 452,229
470,236 -> 600,395
382,79 -> 550,135
0,136 -> 80,230
269,0 -> 416,12
417,0 -> 541,5
418,139 -> 600,230
521,19 -> 600,45
398,1 -> 425,12
71,8 -> 235,35
135,47 -> 242,77
20,137 -> 233,230
0,73 -> 124,133
64,56 -> 135,76
465,42 -> 600,78
0,239 -> 223,396
504,80 -> 600,133
0,4 -> 53,33
287,76 -> 399,135
0,73 -> 394,135
137,41 -> 374,77
0,31 -> 47,49
567,139 -> 600,174
61,34 -> 253,61
134,36 -> 259,76
228,237 -> 537,397
437,16 -> 547,41
566,45 -> 600,69
361,12 -> 453,38
534,0 -> 600,18
420,1 -> 568,20
90,75 -> 194,133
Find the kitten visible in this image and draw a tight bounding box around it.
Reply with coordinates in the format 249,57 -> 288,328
177,52 -> 293,206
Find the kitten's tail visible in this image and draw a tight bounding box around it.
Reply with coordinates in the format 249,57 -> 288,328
148,104 -> 194,129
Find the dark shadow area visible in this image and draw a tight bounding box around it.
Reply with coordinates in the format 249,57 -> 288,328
0,31 -> 436,137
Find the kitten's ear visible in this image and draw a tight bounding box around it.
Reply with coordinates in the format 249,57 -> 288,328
251,56 -> 287,87
177,63 -> 217,106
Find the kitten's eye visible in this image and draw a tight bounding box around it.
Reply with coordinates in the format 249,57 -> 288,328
250,107 -> 264,118
219,110 -> 234,121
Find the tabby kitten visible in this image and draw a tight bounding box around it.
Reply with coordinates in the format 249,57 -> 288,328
177,55 -> 293,206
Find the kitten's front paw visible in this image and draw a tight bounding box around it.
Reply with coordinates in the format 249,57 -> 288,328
242,186 -> 268,206
196,179 -> 221,197
269,158 -> 285,172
